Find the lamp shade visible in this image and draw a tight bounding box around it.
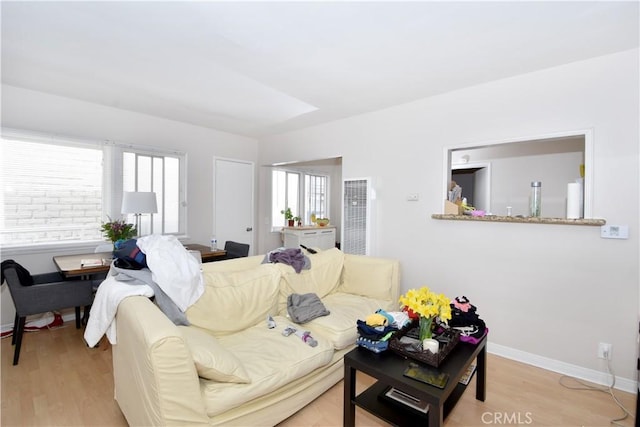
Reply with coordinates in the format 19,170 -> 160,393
121,191 -> 158,214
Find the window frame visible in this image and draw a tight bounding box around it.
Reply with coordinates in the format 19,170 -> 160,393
1,128 -> 187,254
271,168 -> 329,231
118,146 -> 186,236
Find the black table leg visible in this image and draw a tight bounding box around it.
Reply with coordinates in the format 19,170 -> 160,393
343,362 -> 356,427
476,340 -> 487,401
429,403 -> 444,426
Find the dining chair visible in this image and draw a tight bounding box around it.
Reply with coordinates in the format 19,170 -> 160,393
2,261 -> 94,365
223,241 -> 250,259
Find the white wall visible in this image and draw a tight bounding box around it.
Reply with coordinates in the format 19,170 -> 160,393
258,49 -> 639,385
0,84 -> 258,326
491,151 -> 584,217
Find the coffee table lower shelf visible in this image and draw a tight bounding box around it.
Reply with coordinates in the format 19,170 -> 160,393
344,336 -> 486,427
353,380 -> 470,425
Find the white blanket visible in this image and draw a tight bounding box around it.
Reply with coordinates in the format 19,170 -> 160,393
83,275 -> 153,347
137,234 -> 204,312
83,234 -> 204,347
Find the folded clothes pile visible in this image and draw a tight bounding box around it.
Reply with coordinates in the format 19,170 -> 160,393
356,309 -> 412,353
449,296 -> 488,344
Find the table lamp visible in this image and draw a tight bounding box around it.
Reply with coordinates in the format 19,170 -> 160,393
121,191 -> 158,236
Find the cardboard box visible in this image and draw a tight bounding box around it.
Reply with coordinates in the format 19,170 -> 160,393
444,200 -> 462,215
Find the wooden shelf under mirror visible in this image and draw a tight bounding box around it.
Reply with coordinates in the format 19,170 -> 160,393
431,214 -> 605,226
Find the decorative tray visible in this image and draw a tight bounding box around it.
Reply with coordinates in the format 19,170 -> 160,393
388,324 -> 460,367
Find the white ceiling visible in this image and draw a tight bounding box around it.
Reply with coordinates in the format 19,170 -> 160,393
2,1 -> 638,138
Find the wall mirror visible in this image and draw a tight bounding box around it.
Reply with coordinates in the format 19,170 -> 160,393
444,131 -> 592,218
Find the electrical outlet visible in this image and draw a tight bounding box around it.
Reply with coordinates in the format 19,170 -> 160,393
597,342 -> 612,360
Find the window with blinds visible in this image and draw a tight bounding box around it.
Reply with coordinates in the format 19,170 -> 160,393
1,135 -> 104,246
1,130 -> 186,247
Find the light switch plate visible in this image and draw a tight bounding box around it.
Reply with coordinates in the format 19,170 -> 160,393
407,193 -> 419,201
600,225 -> 629,239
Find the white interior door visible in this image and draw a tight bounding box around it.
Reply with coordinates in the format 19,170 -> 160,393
213,158 -> 254,254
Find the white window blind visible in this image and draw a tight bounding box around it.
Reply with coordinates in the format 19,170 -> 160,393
1,129 -> 187,248
1,134 -> 103,246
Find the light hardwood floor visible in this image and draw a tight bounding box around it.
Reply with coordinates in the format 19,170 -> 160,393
1,324 -> 636,426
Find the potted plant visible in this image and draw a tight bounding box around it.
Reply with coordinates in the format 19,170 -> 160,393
293,216 -> 302,227
100,217 -> 137,246
280,207 -> 294,226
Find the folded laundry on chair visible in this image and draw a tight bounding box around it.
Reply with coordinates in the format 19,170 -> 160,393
287,292 -> 330,323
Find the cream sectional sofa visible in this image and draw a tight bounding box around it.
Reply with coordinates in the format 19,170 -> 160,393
112,248 -> 400,426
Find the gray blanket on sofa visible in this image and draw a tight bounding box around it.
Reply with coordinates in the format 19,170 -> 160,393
110,265 -> 189,326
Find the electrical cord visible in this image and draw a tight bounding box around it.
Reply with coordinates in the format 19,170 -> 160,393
559,350 -> 634,426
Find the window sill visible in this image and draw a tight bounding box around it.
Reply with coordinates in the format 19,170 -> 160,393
431,214 -> 606,226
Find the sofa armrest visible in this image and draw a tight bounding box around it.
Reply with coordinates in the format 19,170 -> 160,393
340,254 -> 401,307
112,296 -> 210,426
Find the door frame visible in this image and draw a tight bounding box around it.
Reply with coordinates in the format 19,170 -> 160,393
212,157 -> 255,254
451,162 -> 491,213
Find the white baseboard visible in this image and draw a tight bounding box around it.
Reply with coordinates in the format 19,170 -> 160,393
488,342 -> 636,394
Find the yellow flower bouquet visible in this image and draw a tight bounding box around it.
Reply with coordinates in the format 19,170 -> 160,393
399,286 -> 452,341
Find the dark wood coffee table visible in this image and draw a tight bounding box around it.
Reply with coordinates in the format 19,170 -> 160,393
344,335 -> 486,426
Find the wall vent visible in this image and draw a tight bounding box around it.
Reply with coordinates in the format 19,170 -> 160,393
342,178 -> 370,255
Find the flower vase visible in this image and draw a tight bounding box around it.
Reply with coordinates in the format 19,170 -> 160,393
419,316 -> 434,341
419,316 -> 439,354
113,239 -> 126,253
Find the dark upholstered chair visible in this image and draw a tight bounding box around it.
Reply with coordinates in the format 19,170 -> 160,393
3,265 -> 94,365
223,241 -> 250,260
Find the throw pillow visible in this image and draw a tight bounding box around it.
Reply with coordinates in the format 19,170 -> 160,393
178,326 -> 251,384
339,255 -> 397,301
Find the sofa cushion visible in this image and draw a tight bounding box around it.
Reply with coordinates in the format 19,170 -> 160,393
200,315 -> 334,417
304,293 -> 394,350
177,326 -> 250,383
186,264 -> 280,335
276,248 -> 344,314
338,254 -> 396,301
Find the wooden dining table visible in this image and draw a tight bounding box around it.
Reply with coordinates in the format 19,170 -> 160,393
53,244 -> 227,278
